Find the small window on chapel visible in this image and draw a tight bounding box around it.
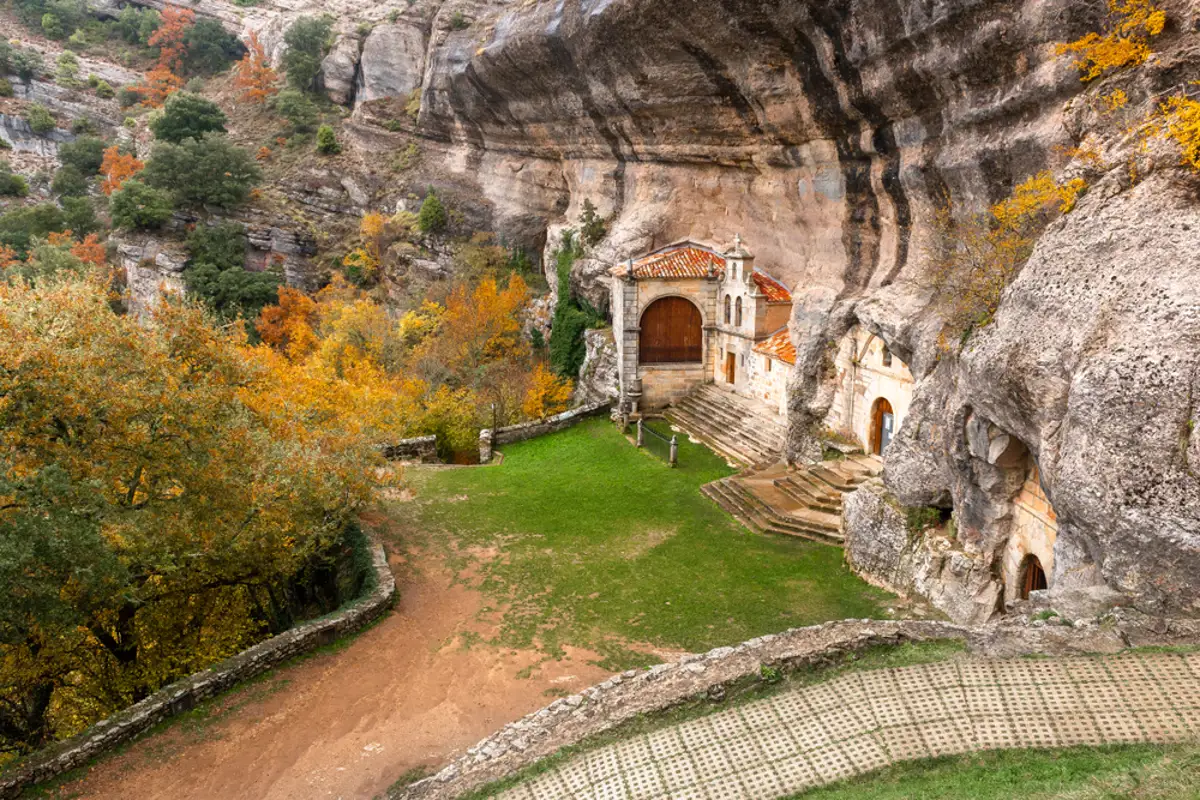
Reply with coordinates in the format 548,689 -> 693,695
881,344 -> 893,368
724,295 -> 731,324
765,357 -> 772,372
735,297 -> 743,327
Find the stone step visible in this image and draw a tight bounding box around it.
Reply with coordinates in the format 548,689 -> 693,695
702,480 -> 842,545
773,476 -> 842,515
673,398 -> 785,456
669,403 -> 780,458
665,408 -> 772,467
691,387 -> 788,434
810,465 -> 861,493
674,394 -> 785,450
722,480 -> 843,543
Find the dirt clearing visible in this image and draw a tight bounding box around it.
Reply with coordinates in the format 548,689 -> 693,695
53,552 -> 609,800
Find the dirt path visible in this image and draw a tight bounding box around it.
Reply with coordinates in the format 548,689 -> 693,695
57,550 -> 610,800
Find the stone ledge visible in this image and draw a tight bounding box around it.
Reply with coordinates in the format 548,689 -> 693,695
0,543 -> 397,800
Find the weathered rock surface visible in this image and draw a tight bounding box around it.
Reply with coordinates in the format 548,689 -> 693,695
574,327 -> 619,406
357,21 -> 427,105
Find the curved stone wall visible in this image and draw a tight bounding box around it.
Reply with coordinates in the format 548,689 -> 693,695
0,544 -> 396,800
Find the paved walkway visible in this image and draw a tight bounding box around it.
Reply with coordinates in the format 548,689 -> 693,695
498,652 -> 1200,799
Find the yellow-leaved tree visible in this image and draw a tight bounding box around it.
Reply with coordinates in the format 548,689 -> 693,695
1056,0 -> 1166,82
0,273 -> 401,753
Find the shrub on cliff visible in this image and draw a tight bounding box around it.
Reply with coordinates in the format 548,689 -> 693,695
0,204 -> 66,255
271,88 -> 318,132
25,103 -> 56,135
0,162 -> 28,197
183,17 -> 241,75
316,124 -> 340,155
282,15 -> 332,93
184,222 -> 280,323
149,92 -> 227,143
58,135 -> 107,175
109,179 -> 173,229
418,189 -> 447,234
51,164 -> 87,197
141,133 -> 260,209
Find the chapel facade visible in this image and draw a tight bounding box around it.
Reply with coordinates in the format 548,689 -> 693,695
609,238 -> 795,413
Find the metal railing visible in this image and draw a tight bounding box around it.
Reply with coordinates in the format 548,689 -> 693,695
635,418 -> 678,467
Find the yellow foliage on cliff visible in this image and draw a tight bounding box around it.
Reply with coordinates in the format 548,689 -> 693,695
1057,0 -> 1166,82
928,171 -> 1087,347
1151,95 -> 1200,172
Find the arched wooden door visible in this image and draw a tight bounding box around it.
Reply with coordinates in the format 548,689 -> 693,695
1021,555 -> 1048,598
639,297 -> 703,364
871,398 -> 895,455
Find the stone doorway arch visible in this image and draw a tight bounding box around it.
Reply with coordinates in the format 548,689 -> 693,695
870,397 -> 895,455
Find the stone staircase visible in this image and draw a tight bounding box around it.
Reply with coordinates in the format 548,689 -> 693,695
664,384 -> 786,467
701,455 -> 883,546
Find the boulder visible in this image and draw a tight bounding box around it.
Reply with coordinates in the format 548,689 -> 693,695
356,22 -> 428,106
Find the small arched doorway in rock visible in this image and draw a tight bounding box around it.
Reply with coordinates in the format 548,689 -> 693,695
1020,554 -> 1048,599
870,398 -> 895,455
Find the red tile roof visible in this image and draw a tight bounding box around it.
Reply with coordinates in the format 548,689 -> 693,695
610,243 -> 726,279
754,327 -> 796,365
752,271 -> 791,303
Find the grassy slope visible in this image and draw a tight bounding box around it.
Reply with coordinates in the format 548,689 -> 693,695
793,745 -> 1198,800
388,418 -> 894,670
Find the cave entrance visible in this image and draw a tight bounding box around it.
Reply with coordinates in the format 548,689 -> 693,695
1020,555 -> 1048,599
871,398 -> 895,455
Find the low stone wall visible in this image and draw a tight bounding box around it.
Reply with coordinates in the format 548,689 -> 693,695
383,435 -> 439,462
479,401 -> 611,463
0,544 -> 396,800
391,619 -> 969,800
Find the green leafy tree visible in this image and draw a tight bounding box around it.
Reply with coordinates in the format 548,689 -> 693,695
149,92 -> 228,142
51,164 -> 87,197
418,189 -> 447,234
316,124 -> 340,154
58,135 -> 107,175
25,104 -> 55,135
184,222 -> 280,321
281,15 -> 332,92
94,79 -> 115,98
6,240 -> 89,284
270,88 -> 318,133
41,12 -> 64,39
182,18 -> 241,75
109,179 -> 173,229
141,134 -> 260,209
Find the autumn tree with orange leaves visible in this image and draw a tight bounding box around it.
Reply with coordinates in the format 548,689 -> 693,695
129,5 -> 194,107
99,146 -> 144,195
234,31 -> 279,105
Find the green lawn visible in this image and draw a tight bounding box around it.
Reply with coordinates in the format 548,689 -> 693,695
793,745 -> 1199,800
386,418 -> 896,670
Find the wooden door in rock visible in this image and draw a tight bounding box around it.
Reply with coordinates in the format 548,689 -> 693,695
872,398 -> 895,455
725,352 -> 736,384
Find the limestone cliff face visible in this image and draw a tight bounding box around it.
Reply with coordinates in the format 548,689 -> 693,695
171,0 -> 1200,617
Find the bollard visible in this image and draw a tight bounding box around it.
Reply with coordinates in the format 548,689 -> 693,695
636,418 -> 644,447
669,435 -> 678,467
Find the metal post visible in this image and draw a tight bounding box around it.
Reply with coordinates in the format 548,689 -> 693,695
636,418 -> 644,447
669,435 -> 678,467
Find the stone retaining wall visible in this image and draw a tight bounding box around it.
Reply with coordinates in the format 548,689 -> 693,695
391,620 -> 969,800
383,435 -> 439,462
0,544 -> 396,800
479,401 -> 611,463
